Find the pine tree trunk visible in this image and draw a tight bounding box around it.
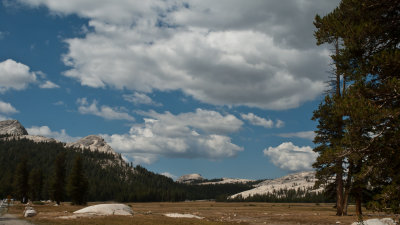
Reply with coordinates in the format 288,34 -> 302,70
336,161 -> 344,216
355,192 -> 362,217
342,161 -> 353,216
342,183 -> 350,215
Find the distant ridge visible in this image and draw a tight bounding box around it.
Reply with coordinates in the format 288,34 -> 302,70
230,171 -> 322,199
0,120 -> 120,160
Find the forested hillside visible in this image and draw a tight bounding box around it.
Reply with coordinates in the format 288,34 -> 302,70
0,137 -> 253,202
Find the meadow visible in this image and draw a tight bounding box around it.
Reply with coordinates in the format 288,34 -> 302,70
8,201 -> 397,225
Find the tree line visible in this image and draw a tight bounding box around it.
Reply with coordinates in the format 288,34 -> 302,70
312,0 -> 400,217
0,137 -> 255,203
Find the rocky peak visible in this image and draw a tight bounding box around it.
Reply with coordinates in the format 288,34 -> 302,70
177,174 -> 205,184
0,120 -> 28,136
66,135 -> 117,156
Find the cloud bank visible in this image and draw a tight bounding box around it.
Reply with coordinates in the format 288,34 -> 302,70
26,125 -> 80,143
18,0 -> 339,110
77,98 -> 135,121
103,109 -> 243,164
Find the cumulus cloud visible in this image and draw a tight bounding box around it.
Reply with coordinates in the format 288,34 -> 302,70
39,80 -> 60,89
0,59 -> 37,93
123,92 -> 161,106
18,0 -> 339,110
77,98 -> 135,121
26,125 -> 80,143
263,142 -> 318,171
241,113 -> 274,128
103,109 -> 243,163
0,101 -> 19,114
278,131 -> 316,141
0,100 -> 18,120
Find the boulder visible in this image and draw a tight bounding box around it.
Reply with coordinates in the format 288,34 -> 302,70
74,204 -> 133,216
23,206 -> 37,217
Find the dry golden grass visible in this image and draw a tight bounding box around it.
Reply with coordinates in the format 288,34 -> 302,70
7,201 -> 398,225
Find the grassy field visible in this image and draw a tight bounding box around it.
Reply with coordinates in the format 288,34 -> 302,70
7,201 -> 398,225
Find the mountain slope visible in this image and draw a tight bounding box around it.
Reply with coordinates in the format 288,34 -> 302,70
230,171 -> 323,199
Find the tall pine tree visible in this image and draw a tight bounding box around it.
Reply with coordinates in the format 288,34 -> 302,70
13,158 -> 29,203
50,152 -> 66,205
313,0 -> 400,215
28,168 -> 43,201
67,155 -> 88,205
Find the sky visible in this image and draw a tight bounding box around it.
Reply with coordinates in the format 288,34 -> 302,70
0,0 -> 340,180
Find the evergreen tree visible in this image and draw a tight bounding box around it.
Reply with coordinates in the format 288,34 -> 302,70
67,155 -> 88,205
313,0 -> 400,215
50,152 -> 66,205
28,168 -> 43,201
13,158 -> 29,203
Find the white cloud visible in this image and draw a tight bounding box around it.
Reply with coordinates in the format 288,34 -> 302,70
104,109 -> 243,163
0,115 -> 11,121
123,92 -> 161,106
263,142 -> 318,171
278,131 -> 316,141
241,113 -> 273,128
0,59 -> 37,93
18,0 -> 339,110
77,97 -> 135,121
0,100 -> 17,120
39,80 -> 60,89
275,119 -> 285,128
0,101 -> 19,114
26,125 -> 80,143
161,172 -> 177,180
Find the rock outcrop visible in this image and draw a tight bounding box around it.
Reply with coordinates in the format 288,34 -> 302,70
0,120 -> 28,136
177,174 -> 205,184
230,171 -> 322,199
66,135 -> 118,157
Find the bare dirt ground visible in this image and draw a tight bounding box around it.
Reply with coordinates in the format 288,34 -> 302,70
0,214 -> 35,225
6,202 -> 399,225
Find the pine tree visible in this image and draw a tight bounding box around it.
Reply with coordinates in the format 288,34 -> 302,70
13,158 -> 29,203
67,155 -> 88,205
28,168 -> 43,201
313,0 -> 400,215
50,152 -> 66,205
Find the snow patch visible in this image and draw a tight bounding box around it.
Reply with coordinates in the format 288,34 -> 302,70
74,204 -> 133,216
164,213 -> 204,219
351,218 -> 396,225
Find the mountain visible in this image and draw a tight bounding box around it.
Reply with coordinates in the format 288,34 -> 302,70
0,120 -> 119,158
66,135 -> 118,157
0,120 -> 28,136
177,174 -> 205,184
229,171 -> 322,199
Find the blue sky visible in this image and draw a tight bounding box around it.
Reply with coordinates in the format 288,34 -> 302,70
0,0 -> 339,180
